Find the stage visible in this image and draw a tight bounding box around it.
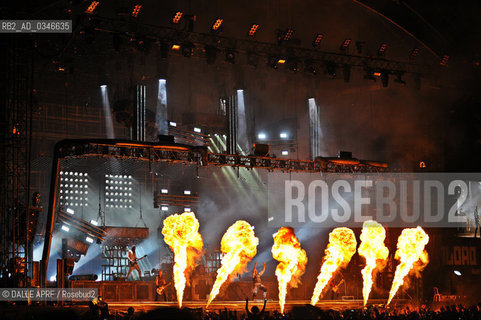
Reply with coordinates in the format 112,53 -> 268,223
100,299 -> 408,313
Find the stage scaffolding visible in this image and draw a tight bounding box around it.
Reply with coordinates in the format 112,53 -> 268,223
0,37 -> 35,287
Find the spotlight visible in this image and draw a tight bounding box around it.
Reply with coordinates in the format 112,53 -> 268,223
131,4 -> 142,17
85,1 -> 99,14
184,190 -> 191,195
248,24 -> 259,37
258,133 -> 266,140
282,150 -> 289,156
312,33 -> 324,47
340,38 -> 352,51
454,270 -> 461,276
171,44 -> 181,50
194,127 -> 201,133
377,43 -> 388,56
283,29 -> 294,41
211,18 -> 223,31
280,132 -> 288,139
61,225 -> 70,232
169,121 -> 177,127
161,206 -> 168,211
50,276 -> 56,282
277,58 -> 286,64
90,220 -> 98,226
204,45 -> 218,65
172,11 -> 183,24
86,237 -> 94,244
225,49 -> 236,64
161,188 -> 168,194
66,208 -> 75,215
440,54 -> 450,66
184,207 -> 191,212
100,84 -> 107,89
324,61 -> 337,79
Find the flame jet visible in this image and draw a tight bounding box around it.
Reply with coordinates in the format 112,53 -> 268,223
358,220 -> 389,306
206,220 -> 259,308
387,226 -> 429,305
162,212 -> 203,308
311,227 -> 357,306
272,227 -> 307,314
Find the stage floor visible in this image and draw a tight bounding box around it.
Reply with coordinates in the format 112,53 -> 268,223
103,299 -> 406,313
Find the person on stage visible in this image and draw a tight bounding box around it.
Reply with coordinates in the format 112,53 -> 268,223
126,246 -> 142,280
155,270 -> 168,301
251,262 -> 267,300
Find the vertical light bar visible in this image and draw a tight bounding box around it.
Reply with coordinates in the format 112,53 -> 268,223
308,98 -> 324,160
156,79 -> 168,135
101,85 -> 115,139
236,89 -> 250,155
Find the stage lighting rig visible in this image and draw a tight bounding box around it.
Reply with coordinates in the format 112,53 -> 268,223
211,18 -> 224,32
277,28 -> 294,44
410,47 -> 420,59
172,11 -> 183,24
340,38 -> 352,51
377,43 -> 388,56
312,33 -> 324,47
440,54 -> 450,66
59,171 -> 89,207
104,174 -> 133,209
248,24 -> 259,37
85,1 -> 99,14
131,4 -> 142,18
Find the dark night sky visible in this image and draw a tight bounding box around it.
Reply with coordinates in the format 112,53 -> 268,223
3,0 -> 481,171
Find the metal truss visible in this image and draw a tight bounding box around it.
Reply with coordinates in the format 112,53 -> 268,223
88,16 -> 420,75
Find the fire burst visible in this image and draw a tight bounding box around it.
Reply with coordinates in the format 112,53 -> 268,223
387,226 -> 429,305
206,220 -> 259,308
358,220 -> 389,306
272,227 -> 307,314
162,212 -> 203,308
311,227 -> 356,306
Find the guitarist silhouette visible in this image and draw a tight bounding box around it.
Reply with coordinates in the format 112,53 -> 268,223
126,246 -> 146,280
155,270 -> 170,301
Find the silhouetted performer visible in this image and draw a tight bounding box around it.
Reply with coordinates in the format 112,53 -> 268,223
475,206 -> 480,238
127,246 -> 142,279
246,298 -> 267,320
252,262 -> 267,300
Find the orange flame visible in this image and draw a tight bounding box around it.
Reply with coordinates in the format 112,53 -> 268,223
272,227 -> 307,314
310,227 -> 356,306
387,226 -> 429,305
206,220 -> 259,308
161,212 -> 203,308
358,220 -> 389,306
